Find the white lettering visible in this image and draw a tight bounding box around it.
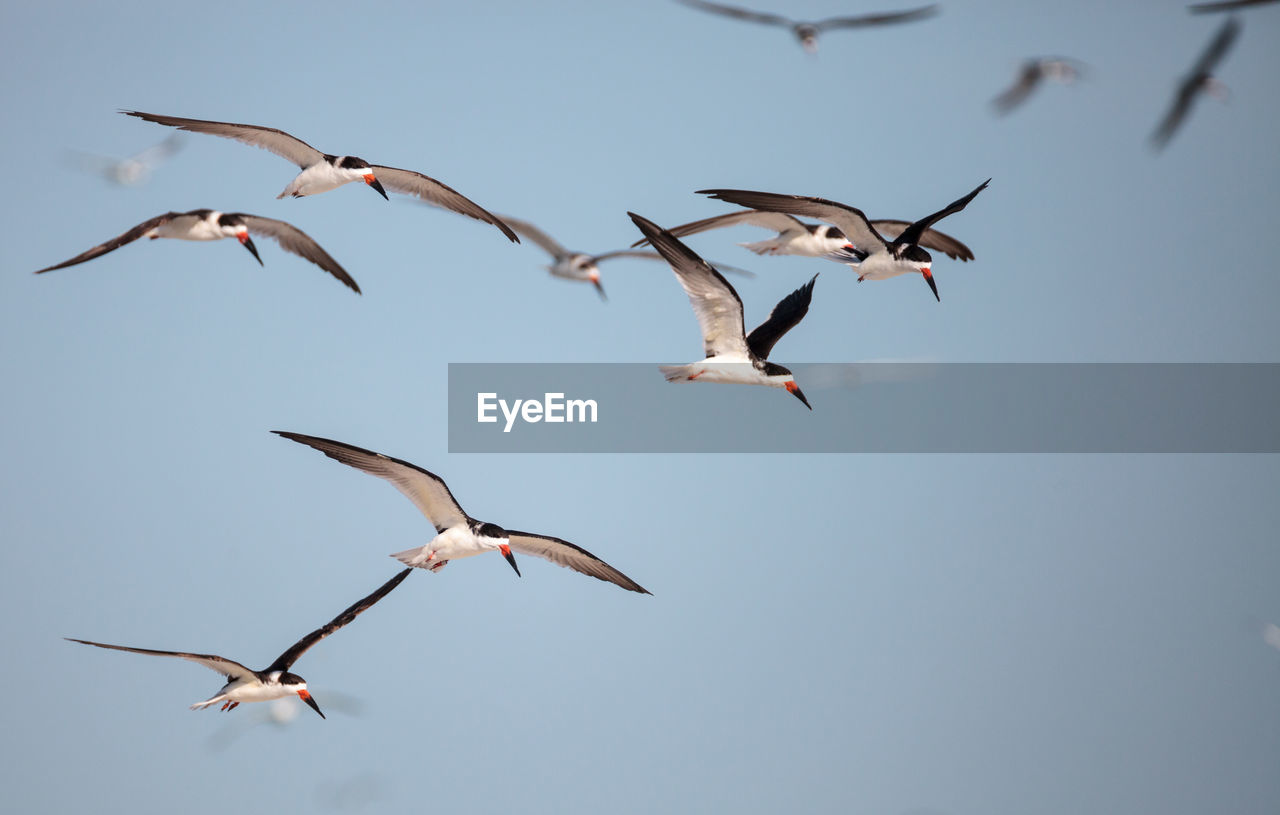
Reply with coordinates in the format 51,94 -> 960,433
480,392 -> 599,432
567,398 -> 597,423
477,393 -> 498,423
500,398 -> 522,433
544,392 -> 564,422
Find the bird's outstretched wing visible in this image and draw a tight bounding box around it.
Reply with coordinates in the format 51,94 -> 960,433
34,212 -> 190,273
815,5 -> 938,30
66,638 -> 257,682
122,111 -> 324,168
629,212 -> 749,360
506,531 -> 650,594
265,569 -> 412,673
890,179 -> 990,250
274,432 -> 471,533
371,166 -> 519,242
746,274 -> 817,361
234,214 -> 361,293
677,0 -> 792,27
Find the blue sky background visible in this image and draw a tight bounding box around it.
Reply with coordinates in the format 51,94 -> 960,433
2,1 -> 1278,813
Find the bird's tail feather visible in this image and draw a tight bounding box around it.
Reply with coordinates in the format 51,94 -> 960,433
659,365 -> 693,383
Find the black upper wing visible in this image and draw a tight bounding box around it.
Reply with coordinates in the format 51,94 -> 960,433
891,179 -> 990,250
746,274 -> 817,360
266,568 -> 411,673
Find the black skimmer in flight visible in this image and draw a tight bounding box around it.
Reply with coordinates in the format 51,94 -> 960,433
122,111 -> 518,242
1189,0 -> 1278,12
274,431 -> 651,594
676,0 -> 937,53
1150,16 -> 1241,150
698,180 -> 989,301
630,209 -> 973,261
67,568 -> 411,717
991,58 -> 1084,114
628,212 -> 816,410
499,214 -> 751,300
67,133 -> 185,187
33,209 -> 361,293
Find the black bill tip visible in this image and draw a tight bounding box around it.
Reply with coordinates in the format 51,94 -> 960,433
241,237 -> 263,266
301,692 -> 325,720
924,272 -> 939,301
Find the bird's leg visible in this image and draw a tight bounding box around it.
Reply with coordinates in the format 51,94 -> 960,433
220,700 -> 232,711
428,558 -> 448,573
226,702 -> 239,712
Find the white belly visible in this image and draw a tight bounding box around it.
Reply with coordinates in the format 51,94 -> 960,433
225,681 -> 293,704
155,220 -> 222,241
279,162 -> 356,198
426,526 -> 496,560
678,358 -> 772,386
849,253 -> 916,281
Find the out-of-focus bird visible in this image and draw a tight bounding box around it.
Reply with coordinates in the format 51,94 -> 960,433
991,58 -> 1084,114
1189,0 -> 1278,13
675,0 -> 938,53
207,692 -> 365,751
1150,16 -> 1241,150
67,133 -> 185,186
499,214 -> 751,300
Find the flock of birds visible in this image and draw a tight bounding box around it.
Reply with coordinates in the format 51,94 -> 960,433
48,0 -> 1273,719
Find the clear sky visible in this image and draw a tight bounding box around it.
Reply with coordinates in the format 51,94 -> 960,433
1,1 -> 1278,813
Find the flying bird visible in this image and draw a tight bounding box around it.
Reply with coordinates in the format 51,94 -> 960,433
699,180 -> 989,301
67,133 -> 185,186
274,432 -> 651,594
991,58 -> 1084,114
675,0 -> 938,53
33,209 -> 361,293
500,214 -> 751,300
122,111 -> 518,242
1189,0 -> 1278,12
67,568 -> 411,717
1150,16 -> 1241,150
630,209 -> 973,261
629,212 -> 816,409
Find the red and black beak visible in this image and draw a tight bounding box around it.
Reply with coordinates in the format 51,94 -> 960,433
298,689 -> 325,719
238,233 -> 263,266
588,269 -> 607,301
922,268 -> 939,301
499,543 -> 521,577
786,380 -> 812,410
364,173 -> 389,200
